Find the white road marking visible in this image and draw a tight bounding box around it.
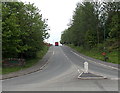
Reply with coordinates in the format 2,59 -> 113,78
78,72 -> 83,78
63,53 -> 81,74
78,69 -> 80,73
71,51 -> 119,70
53,51 -> 54,55
110,78 -> 120,80
39,50 -> 55,70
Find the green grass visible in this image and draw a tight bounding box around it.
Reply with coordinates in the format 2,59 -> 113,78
68,44 -> 119,64
2,46 -> 49,74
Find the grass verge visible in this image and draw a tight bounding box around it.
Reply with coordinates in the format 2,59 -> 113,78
68,44 -> 119,64
2,46 -> 49,74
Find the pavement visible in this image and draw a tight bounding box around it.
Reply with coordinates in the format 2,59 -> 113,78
2,45 -> 119,91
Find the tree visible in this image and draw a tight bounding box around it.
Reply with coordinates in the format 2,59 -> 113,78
61,2 -> 99,48
2,2 -> 50,58
61,1 -> 119,51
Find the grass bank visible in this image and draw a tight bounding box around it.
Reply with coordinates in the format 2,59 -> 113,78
68,44 -> 119,64
2,46 -> 49,74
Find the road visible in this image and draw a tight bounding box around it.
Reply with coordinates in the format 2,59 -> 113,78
2,46 -> 119,91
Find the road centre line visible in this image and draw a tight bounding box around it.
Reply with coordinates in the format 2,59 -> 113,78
40,51 -> 55,70
63,53 -> 81,74
53,51 -> 54,55
71,51 -> 119,70
77,69 -> 81,73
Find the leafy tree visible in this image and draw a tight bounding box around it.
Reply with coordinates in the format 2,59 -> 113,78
2,2 -> 50,58
61,2 -> 119,51
61,2 -> 98,48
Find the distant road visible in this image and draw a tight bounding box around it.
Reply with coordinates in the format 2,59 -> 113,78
3,46 -> 118,91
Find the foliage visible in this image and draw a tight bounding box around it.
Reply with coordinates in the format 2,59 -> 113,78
2,45 -> 49,74
61,2 -> 99,47
61,2 -> 119,51
2,2 -> 50,59
68,44 -> 119,64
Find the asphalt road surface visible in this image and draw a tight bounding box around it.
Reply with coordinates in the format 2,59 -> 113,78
2,45 -> 119,91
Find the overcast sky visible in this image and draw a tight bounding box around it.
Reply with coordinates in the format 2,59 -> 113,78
20,0 -> 81,44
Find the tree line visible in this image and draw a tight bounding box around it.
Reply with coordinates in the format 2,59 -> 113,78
2,2 -> 50,59
61,2 -> 119,51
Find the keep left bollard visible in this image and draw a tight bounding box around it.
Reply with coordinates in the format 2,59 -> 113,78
84,62 -> 88,73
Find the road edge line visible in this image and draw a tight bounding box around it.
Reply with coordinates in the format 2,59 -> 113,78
71,51 -> 119,70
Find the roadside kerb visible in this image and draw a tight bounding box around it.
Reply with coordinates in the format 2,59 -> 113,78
1,48 -> 54,80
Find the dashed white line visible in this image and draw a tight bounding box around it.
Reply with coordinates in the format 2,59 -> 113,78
53,51 -> 54,55
78,69 -> 81,73
63,53 -> 81,74
40,51 -> 55,70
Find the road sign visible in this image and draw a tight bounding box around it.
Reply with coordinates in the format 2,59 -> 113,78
102,52 -> 106,56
